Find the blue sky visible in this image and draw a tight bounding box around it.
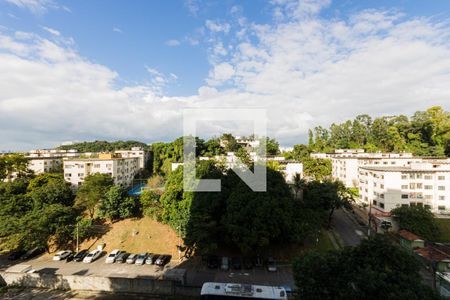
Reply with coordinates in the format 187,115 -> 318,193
0,0 -> 450,150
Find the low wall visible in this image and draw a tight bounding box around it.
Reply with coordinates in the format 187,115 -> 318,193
0,271 -> 189,296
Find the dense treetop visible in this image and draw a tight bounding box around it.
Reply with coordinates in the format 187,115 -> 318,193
293,235 -> 442,300
307,106 -> 449,156
57,140 -> 149,152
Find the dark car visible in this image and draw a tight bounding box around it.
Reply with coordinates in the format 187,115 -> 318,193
207,255 -> 219,269
155,255 -> 171,266
243,257 -> 253,269
8,250 -> 26,261
231,257 -> 242,270
21,247 -> 44,260
73,249 -> 88,262
65,252 -> 75,262
116,252 -> 129,263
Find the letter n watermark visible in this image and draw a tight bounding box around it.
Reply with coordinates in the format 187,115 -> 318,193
183,108 -> 267,192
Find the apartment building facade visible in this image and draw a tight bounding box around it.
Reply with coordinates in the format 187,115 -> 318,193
358,162 -> 450,214
63,153 -> 139,187
114,147 -> 149,169
331,152 -> 421,188
28,157 -> 63,174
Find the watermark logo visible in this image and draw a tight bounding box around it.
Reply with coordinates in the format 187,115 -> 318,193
183,108 -> 267,192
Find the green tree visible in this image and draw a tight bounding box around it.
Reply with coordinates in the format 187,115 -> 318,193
74,174 -> 114,218
27,173 -> 73,208
302,157 -> 331,180
0,154 -> 30,181
303,180 -> 355,228
139,190 -> 162,221
391,205 -> 440,241
98,185 -> 136,221
293,235 -> 441,300
235,147 -> 252,167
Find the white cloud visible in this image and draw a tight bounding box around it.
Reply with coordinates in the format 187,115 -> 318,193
184,0 -> 200,16
207,62 -> 235,85
2,2 -> 450,150
5,0 -> 58,14
165,39 -> 180,46
41,26 -> 60,36
113,27 -> 123,34
205,20 -> 231,33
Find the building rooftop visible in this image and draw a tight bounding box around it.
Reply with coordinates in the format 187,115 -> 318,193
415,245 -> 450,262
398,229 -> 423,241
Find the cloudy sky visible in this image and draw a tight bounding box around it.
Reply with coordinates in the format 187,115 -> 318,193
0,0 -> 450,151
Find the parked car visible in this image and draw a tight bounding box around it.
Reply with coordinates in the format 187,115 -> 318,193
126,253 -> 137,264
7,250 -> 26,261
155,255 -> 171,266
243,257 -> 253,269
53,250 -> 73,261
83,250 -> 102,263
135,253 -> 148,265
221,256 -> 230,271
116,252 -> 129,263
105,249 -> 121,264
231,257 -> 242,270
65,252 -> 74,262
21,248 -> 44,260
207,255 -> 219,269
73,249 -> 88,262
267,257 -> 277,272
145,253 -> 158,265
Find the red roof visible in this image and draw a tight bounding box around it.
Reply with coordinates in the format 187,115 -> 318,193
398,229 -> 423,241
415,245 -> 450,262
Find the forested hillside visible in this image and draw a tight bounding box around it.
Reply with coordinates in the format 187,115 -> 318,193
58,140 -> 149,152
308,106 -> 449,156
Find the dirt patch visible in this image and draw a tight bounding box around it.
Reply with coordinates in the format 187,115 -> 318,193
79,217 -> 182,259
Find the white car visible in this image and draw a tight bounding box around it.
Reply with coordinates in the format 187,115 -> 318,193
83,250 -> 102,263
105,249 -> 121,264
52,250 -> 72,261
135,253 -> 148,265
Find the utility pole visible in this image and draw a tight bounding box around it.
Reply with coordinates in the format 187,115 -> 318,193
76,222 -> 79,253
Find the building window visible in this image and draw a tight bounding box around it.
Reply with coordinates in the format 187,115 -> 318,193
439,196 -> 445,201
401,175 -> 407,180
373,200 -> 377,206
401,185 -> 408,189
425,195 -> 433,200
424,185 -> 433,190
424,175 -> 432,180
417,183 -> 423,189
401,194 -> 408,199
379,203 -> 385,209
438,186 -> 445,191
438,176 -> 445,180
380,194 -> 384,199
416,174 -> 423,179
381,184 -> 384,189
438,206 -> 446,211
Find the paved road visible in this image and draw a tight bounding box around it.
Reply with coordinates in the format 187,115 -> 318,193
331,209 -> 367,247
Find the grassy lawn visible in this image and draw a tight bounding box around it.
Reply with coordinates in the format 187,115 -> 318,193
436,218 -> 450,242
309,230 -> 337,253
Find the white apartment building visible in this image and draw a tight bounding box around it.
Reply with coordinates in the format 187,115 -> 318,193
331,152 -> 421,188
28,157 -> 63,174
115,147 -> 150,169
358,162 -> 450,214
63,153 -> 139,188
28,149 -> 79,158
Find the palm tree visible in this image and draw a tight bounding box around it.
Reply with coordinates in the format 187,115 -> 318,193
292,173 -> 305,200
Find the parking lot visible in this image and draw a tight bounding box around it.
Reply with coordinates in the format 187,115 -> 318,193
0,253 -> 173,279
0,253 -> 295,289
